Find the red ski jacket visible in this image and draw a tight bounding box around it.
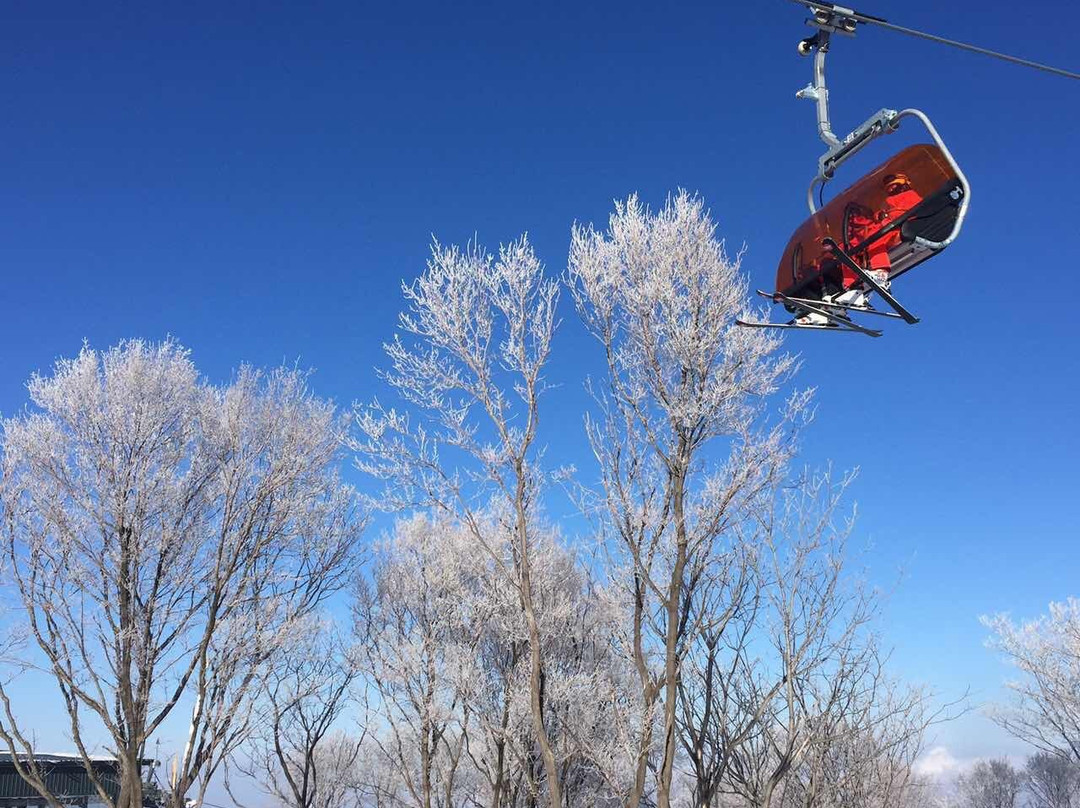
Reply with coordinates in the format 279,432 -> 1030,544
885,188 -> 923,220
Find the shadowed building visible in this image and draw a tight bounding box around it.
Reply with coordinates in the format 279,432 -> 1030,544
0,754 -> 158,808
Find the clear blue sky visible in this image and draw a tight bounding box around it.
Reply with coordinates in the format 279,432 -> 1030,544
2,0 -> 1077,770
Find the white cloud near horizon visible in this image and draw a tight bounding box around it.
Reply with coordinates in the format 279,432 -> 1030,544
914,746 -> 962,779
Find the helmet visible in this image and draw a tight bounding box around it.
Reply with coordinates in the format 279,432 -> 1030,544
884,173 -> 911,193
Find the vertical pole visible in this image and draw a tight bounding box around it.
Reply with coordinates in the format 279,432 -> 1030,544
813,33 -> 841,148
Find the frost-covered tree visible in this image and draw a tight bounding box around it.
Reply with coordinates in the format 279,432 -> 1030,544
353,237 -> 564,807
1025,752 -> 1080,808
355,510 -> 628,808
0,339 -> 363,808
567,191 -> 803,808
347,191 -> 947,808
958,759 -> 1024,808
984,599 -> 1080,764
353,514 -> 477,808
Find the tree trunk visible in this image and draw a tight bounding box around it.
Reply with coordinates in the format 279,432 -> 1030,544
116,773 -> 142,808
421,729 -> 432,808
656,458 -> 689,808
491,672 -> 513,808
515,468 -> 562,808
519,546 -> 562,808
626,572 -> 655,808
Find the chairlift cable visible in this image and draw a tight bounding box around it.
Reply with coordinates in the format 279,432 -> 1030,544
789,0 -> 1080,81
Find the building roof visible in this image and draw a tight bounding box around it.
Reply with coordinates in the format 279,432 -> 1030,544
0,753 -> 121,764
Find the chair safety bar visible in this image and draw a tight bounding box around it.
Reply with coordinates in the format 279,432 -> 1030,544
891,108 -> 971,250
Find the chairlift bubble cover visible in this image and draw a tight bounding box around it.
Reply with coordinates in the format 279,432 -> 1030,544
775,143 -> 963,300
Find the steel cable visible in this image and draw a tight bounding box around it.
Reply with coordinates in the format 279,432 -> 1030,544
790,0 -> 1080,80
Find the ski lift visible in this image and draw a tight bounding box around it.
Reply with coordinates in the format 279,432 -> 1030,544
738,2 -> 972,337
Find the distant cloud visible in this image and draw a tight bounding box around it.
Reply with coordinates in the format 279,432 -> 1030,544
915,746 -> 962,779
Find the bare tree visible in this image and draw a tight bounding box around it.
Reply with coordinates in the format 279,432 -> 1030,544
1025,752 -> 1080,808
227,621 -> 362,808
777,675 -> 947,808
958,759 -> 1023,808
718,473 -> 884,808
353,237 -> 563,807
674,536 -> 759,808
0,339 -> 363,808
567,191 -> 802,808
984,599 -> 1080,764
676,470 -> 961,808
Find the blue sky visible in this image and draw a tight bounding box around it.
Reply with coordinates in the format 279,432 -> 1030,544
2,0 -> 1078,771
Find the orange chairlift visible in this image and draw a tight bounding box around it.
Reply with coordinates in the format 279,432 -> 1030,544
738,2 -> 971,337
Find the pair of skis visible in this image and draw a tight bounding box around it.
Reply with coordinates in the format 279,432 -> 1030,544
737,238 -> 919,337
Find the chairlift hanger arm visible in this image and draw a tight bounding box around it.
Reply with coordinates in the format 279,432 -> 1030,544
794,3 -> 891,162
789,0 -> 1080,81
792,4 -> 972,238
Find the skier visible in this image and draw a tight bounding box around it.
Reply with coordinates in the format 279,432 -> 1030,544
796,173 -> 924,325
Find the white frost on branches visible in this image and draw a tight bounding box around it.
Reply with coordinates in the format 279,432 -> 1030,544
984,598 -> 1080,764
0,339 -> 364,808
